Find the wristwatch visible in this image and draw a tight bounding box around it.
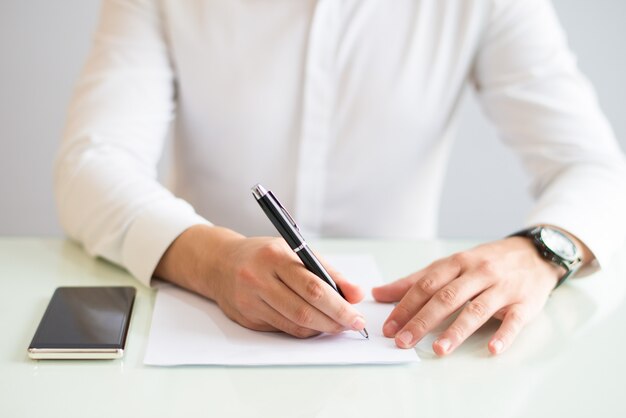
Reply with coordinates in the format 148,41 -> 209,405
511,226 -> 583,289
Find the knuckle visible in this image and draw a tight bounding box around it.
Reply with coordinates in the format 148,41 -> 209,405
409,316 -> 429,333
258,241 -> 285,261
418,277 -> 437,294
294,306 -> 315,327
334,303 -> 351,323
450,252 -> 471,269
305,279 -> 325,303
476,259 -> 497,276
393,303 -> 413,320
435,286 -> 457,307
507,309 -> 525,329
447,324 -> 465,341
466,300 -> 488,320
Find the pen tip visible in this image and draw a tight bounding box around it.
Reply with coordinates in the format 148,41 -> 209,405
360,328 -> 369,339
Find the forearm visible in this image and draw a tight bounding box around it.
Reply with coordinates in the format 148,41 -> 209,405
473,0 -> 626,269
55,0 -> 212,283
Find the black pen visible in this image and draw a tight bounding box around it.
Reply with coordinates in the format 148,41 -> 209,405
251,184 -> 369,339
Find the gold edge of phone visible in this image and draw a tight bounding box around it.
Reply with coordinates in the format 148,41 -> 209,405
27,348 -> 124,360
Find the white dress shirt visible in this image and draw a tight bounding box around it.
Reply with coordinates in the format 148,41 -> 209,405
55,0 -> 626,286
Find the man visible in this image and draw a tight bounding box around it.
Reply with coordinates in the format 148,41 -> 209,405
55,0 -> 626,356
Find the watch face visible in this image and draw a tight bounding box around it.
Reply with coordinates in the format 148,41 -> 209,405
540,228 -> 578,261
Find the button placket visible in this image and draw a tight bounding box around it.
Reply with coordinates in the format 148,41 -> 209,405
293,0 -> 340,238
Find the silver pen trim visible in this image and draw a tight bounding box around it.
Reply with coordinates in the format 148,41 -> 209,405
251,183 -> 268,200
293,242 -> 308,253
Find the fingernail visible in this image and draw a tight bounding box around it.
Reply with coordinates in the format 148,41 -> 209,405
352,316 -> 366,331
492,339 -> 504,354
397,330 -> 414,347
435,338 -> 451,354
383,320 -> 399,336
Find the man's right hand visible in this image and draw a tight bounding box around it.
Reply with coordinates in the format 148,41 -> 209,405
154,225 -> 366,338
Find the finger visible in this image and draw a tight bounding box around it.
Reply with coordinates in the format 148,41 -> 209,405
372,274 -> 422,303
382,259 -> 463,338
493,308 -> 506,321
488,305 -> 528,355
393,272 -> 488,348
432,289 -> 502,356
257,300 -> 321,339
324,263 -> 364,304
278,262 -> 367,332
258,268 -> 349,334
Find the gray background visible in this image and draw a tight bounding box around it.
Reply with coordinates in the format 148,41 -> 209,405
1,0 -> 624,239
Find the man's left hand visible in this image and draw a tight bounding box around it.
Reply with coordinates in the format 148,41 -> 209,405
372,237 -> 566,356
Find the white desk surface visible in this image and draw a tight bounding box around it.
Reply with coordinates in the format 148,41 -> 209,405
1,238 -> 625,418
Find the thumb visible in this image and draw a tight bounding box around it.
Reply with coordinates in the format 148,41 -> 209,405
372,275 -> 418,303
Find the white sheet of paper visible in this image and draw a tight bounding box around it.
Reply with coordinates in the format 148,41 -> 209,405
144,254 -> 419,366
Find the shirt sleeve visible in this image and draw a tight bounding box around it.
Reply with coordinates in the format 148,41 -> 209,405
54,0 -> 211,286
472,0 -> 626,271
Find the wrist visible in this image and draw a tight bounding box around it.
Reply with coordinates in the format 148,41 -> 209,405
509,225 -> 587,288
506,236 -> 567,285
154,224 -> 245,300
506,236 -> 563,286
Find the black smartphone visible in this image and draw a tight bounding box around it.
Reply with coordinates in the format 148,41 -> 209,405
28,287 -> 136,359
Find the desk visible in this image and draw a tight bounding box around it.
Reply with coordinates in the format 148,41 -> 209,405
1,238 -> 625,418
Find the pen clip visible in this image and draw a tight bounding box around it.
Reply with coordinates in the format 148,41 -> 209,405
270,192 -> 301,231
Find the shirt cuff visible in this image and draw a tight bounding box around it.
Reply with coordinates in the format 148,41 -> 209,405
121,199 -> 212,286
